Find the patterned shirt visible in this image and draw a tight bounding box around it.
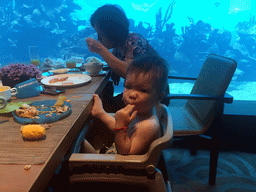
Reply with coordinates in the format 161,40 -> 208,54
111,33 -> 158,85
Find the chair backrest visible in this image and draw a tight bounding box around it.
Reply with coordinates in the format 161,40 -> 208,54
186,54 -> 237,129
144,104 -> 173,167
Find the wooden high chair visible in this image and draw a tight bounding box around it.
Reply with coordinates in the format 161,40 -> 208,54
69,104 -> 173,192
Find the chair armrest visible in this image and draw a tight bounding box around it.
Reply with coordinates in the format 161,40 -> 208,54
168,75 -> 197,81
162,92 -> 233,104
69,153 -> 149,170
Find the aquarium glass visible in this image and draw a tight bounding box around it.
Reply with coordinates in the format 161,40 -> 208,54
0,0 -> 255,100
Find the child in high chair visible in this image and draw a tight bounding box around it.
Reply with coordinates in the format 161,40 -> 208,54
85,54 -> 169,155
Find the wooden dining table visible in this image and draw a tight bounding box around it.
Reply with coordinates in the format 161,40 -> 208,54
0,71 -> 111,192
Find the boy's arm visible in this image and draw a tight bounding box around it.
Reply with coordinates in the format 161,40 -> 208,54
86,37 -> 128,78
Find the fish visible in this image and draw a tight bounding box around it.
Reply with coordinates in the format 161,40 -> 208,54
232,8 -> 241,13
32,9 -> 41,16
23,4 -> 31,9
51,23 -> 66,34
60,16 -> 66,22
8,38 -> 17,47
13,0 -> 15,9
131,1 -> 159,12
214,1 -> 221,7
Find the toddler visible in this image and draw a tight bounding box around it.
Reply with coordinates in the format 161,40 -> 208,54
87,54 -> 169,155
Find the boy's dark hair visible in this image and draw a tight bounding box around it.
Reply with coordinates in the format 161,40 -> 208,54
126,55 -> 169,94
90,4 -> 129,47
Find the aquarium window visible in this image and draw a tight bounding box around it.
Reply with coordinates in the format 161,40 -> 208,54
0,0 -> 255,101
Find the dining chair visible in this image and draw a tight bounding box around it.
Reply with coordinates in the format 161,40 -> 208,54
161,54 -> 237,185
69,104 -> 173,192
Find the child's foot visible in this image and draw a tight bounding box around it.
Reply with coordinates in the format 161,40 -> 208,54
91,94 -> 105,118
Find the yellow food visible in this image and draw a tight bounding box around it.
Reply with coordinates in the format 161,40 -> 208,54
54,99 -> 64,107
20,124 -> 46,140
0,87 -> 8,92
54,94 -> 67,107
58,94 -> 67,101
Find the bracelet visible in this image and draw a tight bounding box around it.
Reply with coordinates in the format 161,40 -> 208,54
114,127 -> 128,131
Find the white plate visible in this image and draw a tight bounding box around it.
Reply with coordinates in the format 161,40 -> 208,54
41,74 -> 91,87
49,68 -> 70,74
82,71 -> 107,76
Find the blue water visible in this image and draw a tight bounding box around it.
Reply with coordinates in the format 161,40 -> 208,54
1,0 -> 256,100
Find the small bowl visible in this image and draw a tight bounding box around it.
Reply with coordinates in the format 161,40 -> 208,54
83,62 -> 103,74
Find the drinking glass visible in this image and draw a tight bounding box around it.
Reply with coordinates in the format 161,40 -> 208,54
29,46 -> 40,67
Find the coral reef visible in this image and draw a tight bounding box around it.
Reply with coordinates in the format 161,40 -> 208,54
155,0 -> 176,37
178,18 -> 213,63
235,14 -> 256,58
150,1 -> 178,63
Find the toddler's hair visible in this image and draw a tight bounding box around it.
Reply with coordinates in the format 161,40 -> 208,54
126,54 -> 169,94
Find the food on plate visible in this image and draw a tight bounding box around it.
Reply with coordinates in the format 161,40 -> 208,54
15,101 -> 69,119
49,77 -> 68,83
58,94 -> 67,101
20,124 -> 46,140
55,94 -> 66,107
55,99 -> 64,107
16,104 -> 39,118
56,105 -> 69,113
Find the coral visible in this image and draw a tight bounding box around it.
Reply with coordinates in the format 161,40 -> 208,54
149,1 -> 178,62
155,0 -> 176,36
208,29 -> 232,54
235,14 -> 256,57
178,18 -> 213,62
0,63 -> 42,87
128,19 -> 154,38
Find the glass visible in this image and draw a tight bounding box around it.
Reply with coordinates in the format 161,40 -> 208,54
1,1 -> 255,101
29,46 -> 40,67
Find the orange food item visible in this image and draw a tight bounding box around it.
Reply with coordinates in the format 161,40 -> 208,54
49,77 -> 68,83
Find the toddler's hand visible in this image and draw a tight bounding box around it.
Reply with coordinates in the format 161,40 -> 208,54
115,104 -> 137,128
86,37 -> 105,54
91,94 -> 105,118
